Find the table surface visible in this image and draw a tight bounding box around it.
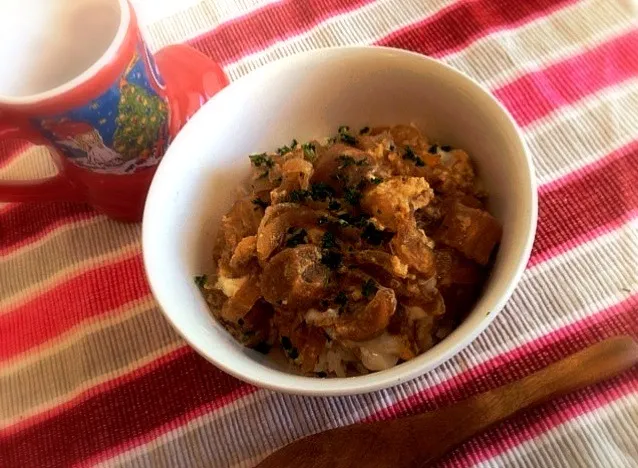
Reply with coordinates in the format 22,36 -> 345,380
1,0 -> 637,467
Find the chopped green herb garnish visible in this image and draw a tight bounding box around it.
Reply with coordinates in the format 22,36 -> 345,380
252,198 -> 269,209
403,146 -> 425,167
328,200 -> 341,211
334,291 -> 348,306
194,275 -> 207,287
337,155 -> 367,169
290,184 -> 336,203
302,142 -> 316,161
288,347 -> 299,359
253,342 -> 272,354
370,177 -> 384,185
310,182 -> 335,201
337,155 -> 356,169
362,279 -> 378,298
441,145 -> 452,152
361,223 -> 391,246
285,228 -> 308,247
257,170 -> 270,179
321,232 -> 337,249
359,126 -> 370,135
249,153 -> 274,168
321,250 -> 342,269
281,336 -> 292,350
338,126 -> 358,146
343,187 -> 361,206
289,189 -> 310,202
277,139 -> 299,155
428,144 -> 438,154
337,212 -> 370,228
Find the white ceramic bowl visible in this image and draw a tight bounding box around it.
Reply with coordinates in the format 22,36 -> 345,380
142,46 -> 537,396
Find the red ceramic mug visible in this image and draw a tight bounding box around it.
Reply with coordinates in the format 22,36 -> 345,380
0,0 -> 228,222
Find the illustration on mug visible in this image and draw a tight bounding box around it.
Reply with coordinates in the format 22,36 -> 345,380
33,44 -> 170,174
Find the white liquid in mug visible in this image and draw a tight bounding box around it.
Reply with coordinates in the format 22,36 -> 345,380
0,0 -> 122,98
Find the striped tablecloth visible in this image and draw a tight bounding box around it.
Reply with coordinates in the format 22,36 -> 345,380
1,0 -> 637,466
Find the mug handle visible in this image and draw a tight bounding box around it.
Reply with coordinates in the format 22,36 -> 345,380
0,117 -> 83,202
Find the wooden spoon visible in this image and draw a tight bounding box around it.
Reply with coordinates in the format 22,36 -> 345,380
257,336 -> 638,468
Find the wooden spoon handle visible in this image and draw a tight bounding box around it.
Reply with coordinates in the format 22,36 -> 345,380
256,337 -> 638,468
479,335 -> 638,408
405,336 -> 638,460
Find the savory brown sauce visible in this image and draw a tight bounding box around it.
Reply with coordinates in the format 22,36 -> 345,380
198,125 -> 501,376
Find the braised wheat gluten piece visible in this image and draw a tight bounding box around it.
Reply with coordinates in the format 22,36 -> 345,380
198,125 -> 501,376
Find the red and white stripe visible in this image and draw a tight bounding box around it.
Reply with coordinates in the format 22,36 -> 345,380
99,218 -> 638,467
471,391 -> 638,468
1,0 -> 637,466
2,110 -> 634,435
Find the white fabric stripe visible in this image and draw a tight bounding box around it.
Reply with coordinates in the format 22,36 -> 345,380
0,242 -> 140,311
106,219 -> 638,468
476,393 -> 638,468
0,297 -> 156,375
0,146 -> 57,180
139,0 -> 284,52
0,217 -> 103,263
196,0 -> 284,25
443,0 -> 636,89
0,341 -> 184,429
0,301 -> 184,427
131,0 -> 201,27
526,79 -> 638,185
